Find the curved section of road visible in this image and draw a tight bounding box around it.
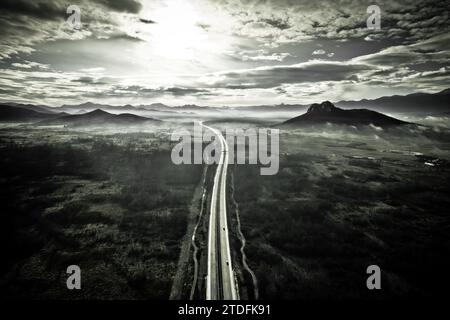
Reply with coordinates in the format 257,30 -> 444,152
202,123 -> 238,300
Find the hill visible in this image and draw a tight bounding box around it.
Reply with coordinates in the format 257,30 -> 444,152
0,104 -> 66,122
40,109 -> 161,127
282,101 -> 409,127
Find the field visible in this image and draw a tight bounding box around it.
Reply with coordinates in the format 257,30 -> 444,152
1,117 -> 450,300
0,125 -> 201,299
233,124 -> 450,299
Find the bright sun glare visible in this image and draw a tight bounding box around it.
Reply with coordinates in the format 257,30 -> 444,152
120,0 -> 233,84
148,0 -> 208,59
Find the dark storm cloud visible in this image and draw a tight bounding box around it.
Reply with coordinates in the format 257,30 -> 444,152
98,0 -> 142,13
259,17 -> 291,30
71,76 -> 111,85
164,87 -> 208,96
0,0 -> 144,60
0,0 -> 142,19
0,0 -> 65,21
139,18 -> 156,24
88,85 -> 212,98
107,32 -> 145,42
208,61 -> 374,89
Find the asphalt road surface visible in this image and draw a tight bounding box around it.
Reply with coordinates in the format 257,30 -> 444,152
202,123 -> 238,300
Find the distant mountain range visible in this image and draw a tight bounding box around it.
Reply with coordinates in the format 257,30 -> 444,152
335,88 -> 450,114
57,101 -> 305,113
40,109 -> 161,127
0,104 -> 66,122
58,102 -> 184,114
0,102 -> 57,114
282,101 -> 409,127
0,88 -> 449,120
0,104 -> 161,126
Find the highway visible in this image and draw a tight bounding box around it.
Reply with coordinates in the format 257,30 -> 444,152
202,122 -> 238,300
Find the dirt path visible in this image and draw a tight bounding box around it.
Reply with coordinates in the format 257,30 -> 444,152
230,170 -> 259,300
189,167 -> 208,300
169,165 -> 207,300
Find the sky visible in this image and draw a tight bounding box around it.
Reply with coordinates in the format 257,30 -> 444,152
0,0 -> 449,107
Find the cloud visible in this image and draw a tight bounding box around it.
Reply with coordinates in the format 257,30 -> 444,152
11,60 -> 49,69
245,53 -> 291,61
98,0 -> 142,13
312,49 -> 326,55
82,85 -> 211,99
71,76 -> 113,85
217,0 -> 450,47
259,17 -> 291,30
163,87 -> 210,96
0,0 -> 449,106
0,0 -> 143,60
353,33 -> 450,67
79,67 -> 106,73
0,0 -> 66,21
200,60 -> 374,89
139,18 -> 156,24
228,49 -> 291,62
0,0 -> 142,20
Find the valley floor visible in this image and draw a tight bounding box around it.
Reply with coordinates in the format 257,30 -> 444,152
1,122 -> 450,300
234,128 -> 450,299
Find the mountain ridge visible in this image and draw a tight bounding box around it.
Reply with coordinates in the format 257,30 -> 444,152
0,104 -> 67,122
335,88 -> 450,114
282,101 -> 410,127
39,109 -> 161,127
1,88 -> 449,115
